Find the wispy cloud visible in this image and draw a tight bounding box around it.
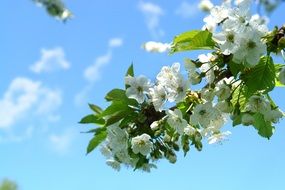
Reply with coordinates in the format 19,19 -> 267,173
75,38 -> 123,106
49,130 -> 76,155
30,47 -> 70,73
83,38 -> 124,83
175,1 -> 200,19
138,1 -> 164,39
109,38 -> 124,48
0,77 -> 62,129
84,51 -> 112,83
0,126 -> 34,143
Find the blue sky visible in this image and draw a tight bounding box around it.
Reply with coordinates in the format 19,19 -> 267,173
1,0 -> 285,189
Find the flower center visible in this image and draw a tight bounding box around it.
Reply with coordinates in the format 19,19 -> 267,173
177,86 -> 184,93
199,109 -> 207,116
226,33 -> 235,43
138,140 -> 146,146
239,16 -> 246,24
137,86 -> 143,92
247,40 -> 256,49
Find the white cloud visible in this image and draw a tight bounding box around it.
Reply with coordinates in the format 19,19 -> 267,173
83,51 -> 112,83
0,77 -> 62,129
49,130 -> 75,154
143,41 -> 171,53
75,37 -> 123,106
74,84 -> 93,106
83,37 -> 124,83
30,47 -> 70,73
109,38 -> 124,48
138,1 -> 165,39
0,126 -> 34,143
175,1 -> 199,19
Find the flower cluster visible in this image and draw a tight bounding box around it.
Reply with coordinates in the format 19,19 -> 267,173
204,0 -> 268,67
81,0 -> 285,172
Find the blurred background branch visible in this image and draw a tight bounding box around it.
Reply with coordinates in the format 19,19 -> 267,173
32,0 -> 72,21
0,179 -> 18,190
257,0 -> 285,14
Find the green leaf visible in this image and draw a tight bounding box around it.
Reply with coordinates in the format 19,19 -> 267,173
253,113 -> 274,139
228,61 -> 245,77
79,114 -> 105,125
88,104 -> 103,114
232,113 -> 242,127
105,88 -> 138,106
274,64 -> 285,87
86,129 -> 107,154
100,101 -> 131,117
171,30 -> 215,53
119,112 -> 139,127
274,63 -> 284,72
105,110 -> 133,127
125,64 -> 134,77
231,85 -> 249,110
244,56 -> 275,95
83,127 -> 107,134
105,89 -> 127,102
275,79 -> 285,87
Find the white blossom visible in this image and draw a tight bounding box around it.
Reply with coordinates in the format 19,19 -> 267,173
184,125 -> 196,136
264,108 -> 284,123
131,134 -> 153,156
141,163 -> 157,172
115,149 -> 133,164
189,71 -> 202,85
106,159 -> 121,171
201,88 -> 215,101
156,62 -> 189,102
241,113 -> 255,126
184,59 -> 197,73
200,63 -> 216,84
198,53 -> 215,63
190,102 -> 216,127
245,95 -> 271,114
208,131 -> 231,144
125,75 -> 151,103
213,30 -> 238,55
233,32 -> 267,67
100,145 -> 112,158
150,121 -> 160,131
167,109 -> 188,135
202,2 -> 231,31
107,124 -> 129,153
149,85 -> 167,111
215,100 -> 232,113
215,80 -> 231,101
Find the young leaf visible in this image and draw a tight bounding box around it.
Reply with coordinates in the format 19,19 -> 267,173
104,110 -> 133,127
105,88 -> 138,106
86,129 -> 107,154
171,30 -> 215,53
79,114 -> 105,125
88,104 -> 103,114
100,101 -> 131,117
125,64 -> 134,77
105,89 -> 127,102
